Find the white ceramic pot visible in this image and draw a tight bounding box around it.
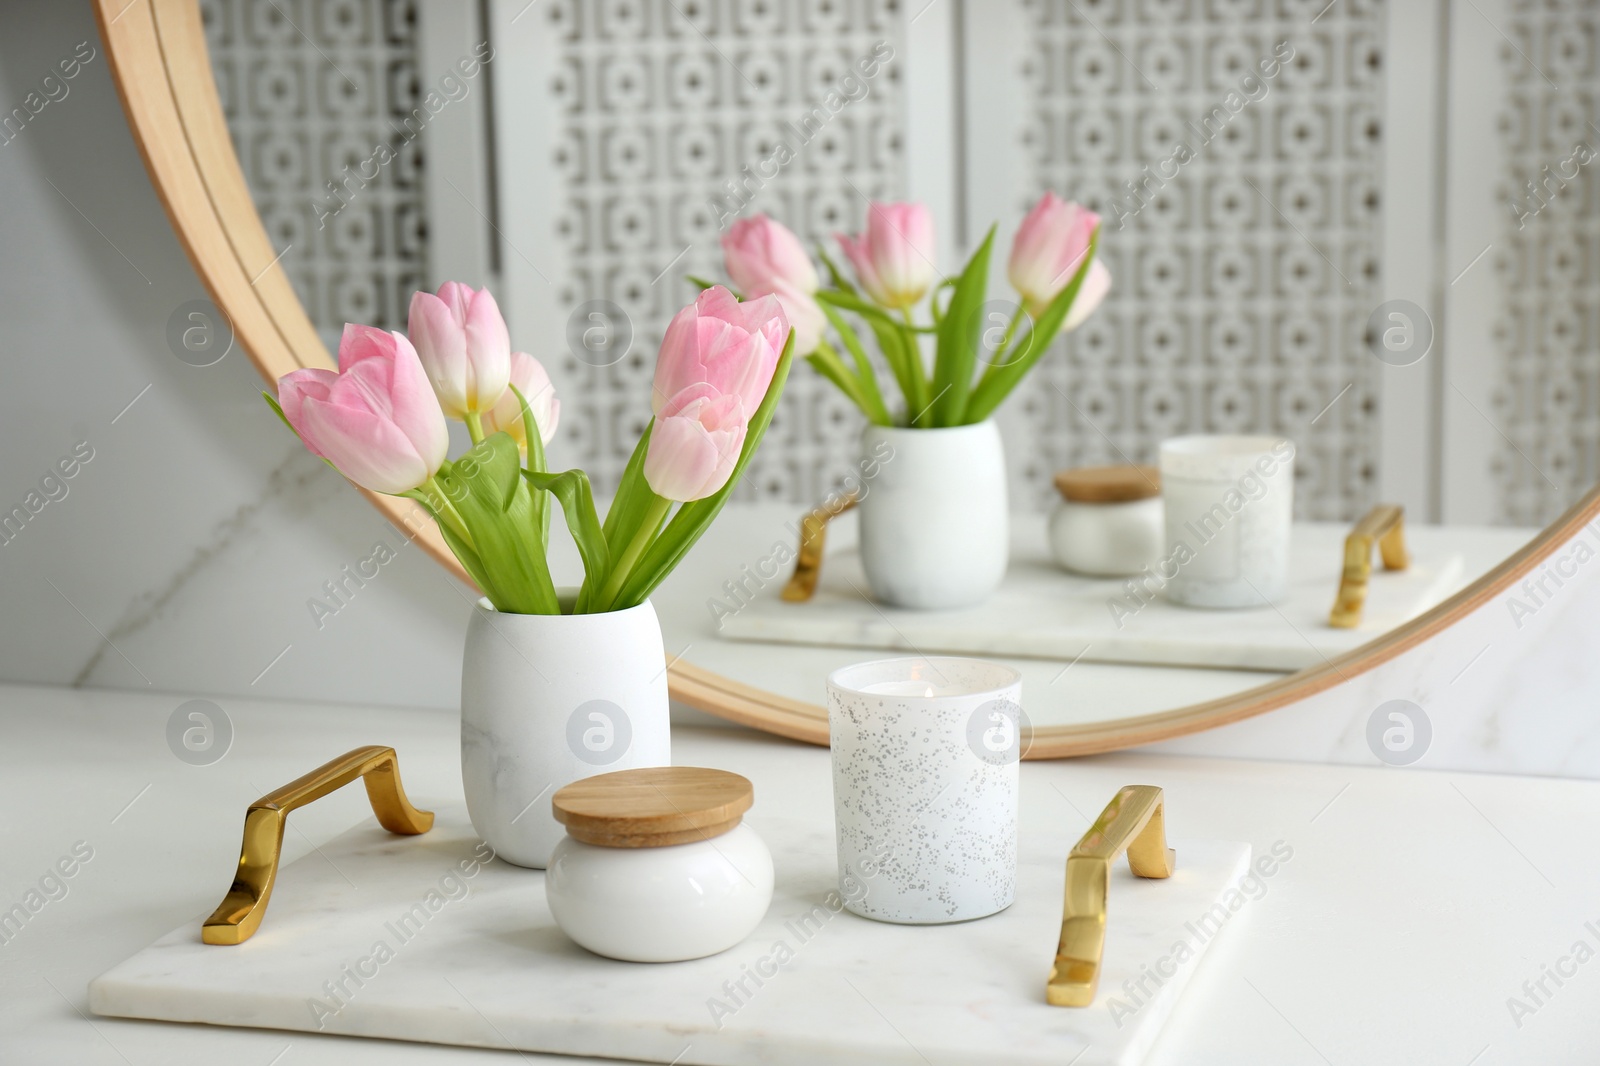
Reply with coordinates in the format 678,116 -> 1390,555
546,823 -> 774,962
827,656 -> 1021,924
857,421 -> 1008,609
460,598 -> 671,869
1049,497 -> 1165,577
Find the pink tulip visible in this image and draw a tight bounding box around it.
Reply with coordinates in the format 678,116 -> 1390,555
277,325 -> 449,495
644,385 -> 748,502
481,351 -> 560,453
835,201 -> 936,309
722,216 -> 826,354
407,281 -> 511,420
722,215 -> 819,296
651,286 -> 788,416
765,281 -> 825,355
1062,259 -> 1112,333
1008,192 -> 1102,317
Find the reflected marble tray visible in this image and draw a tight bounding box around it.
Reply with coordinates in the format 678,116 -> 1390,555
718,518 -> 1474,671
91,806 -> 1250,1066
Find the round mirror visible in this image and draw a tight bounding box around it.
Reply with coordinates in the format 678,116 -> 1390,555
96,0 -> 1592,755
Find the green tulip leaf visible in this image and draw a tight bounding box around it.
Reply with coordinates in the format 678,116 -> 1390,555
815,289 -> 902,330
433,515 -> 495,601
817,243 -> 858,296
438,433 -> 558,613
601,420 -> 663,558
508,383 -> 551,542
523,468 -> 609,608
864,313 -> 917,422
930,223 -> 997,427
965,225 -> 1099,425
818,303 -> 892,426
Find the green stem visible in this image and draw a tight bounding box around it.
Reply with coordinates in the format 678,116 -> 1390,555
996,310 -> 1023,363
900,308 -> 932,425
974,312 -> 1025,399
465,411 -> 485,445
594,495 -> 671,612
417,475 -> 475,549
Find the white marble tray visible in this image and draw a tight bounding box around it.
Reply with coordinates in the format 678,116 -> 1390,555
717,518 -> 1478,671
91,805 -> 1250,1066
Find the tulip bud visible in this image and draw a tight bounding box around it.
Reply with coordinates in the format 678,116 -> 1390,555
1062,259 -> 1112,333
769,282 -> 826,355
652,286 -> 788,416
722,216 -> 826,355
836,201 -> 936,310
407,282 -> 512,420
278,325 -> 449,495
481,351 -> 560,453
722,215 -> 820,296
643,385 -> 748,502
1008,193 -> 1102,318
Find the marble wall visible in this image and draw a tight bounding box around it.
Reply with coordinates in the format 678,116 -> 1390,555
0,5 -> 469,711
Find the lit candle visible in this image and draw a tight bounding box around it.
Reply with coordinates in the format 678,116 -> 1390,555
857,681 -> 940,698
827,656 -> 1023,925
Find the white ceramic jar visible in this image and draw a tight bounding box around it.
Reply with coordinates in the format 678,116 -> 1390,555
857,421 -> 1008,610
1159,435 -> 1296,608
460,596 -> 671,870
1047,465 -> 1164,577
545,767 -> 774,963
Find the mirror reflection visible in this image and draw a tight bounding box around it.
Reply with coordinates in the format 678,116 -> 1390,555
205,0 -> 1566,728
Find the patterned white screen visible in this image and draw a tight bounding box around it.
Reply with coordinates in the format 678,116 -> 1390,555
206,0 -> 1596,526
202,0 -> 428,348
1009,0 -> 1385,520
529,0 -> 909,500
1489,0 -> 1599,526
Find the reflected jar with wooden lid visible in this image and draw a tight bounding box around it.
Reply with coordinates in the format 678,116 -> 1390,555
1048,465 -> 1164,577
545,766 -> 774,963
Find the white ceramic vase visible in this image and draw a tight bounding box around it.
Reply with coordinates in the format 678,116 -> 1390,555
857,421 -> 1008,609
460,598 -> 671,869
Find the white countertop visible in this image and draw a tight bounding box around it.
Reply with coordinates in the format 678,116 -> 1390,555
3,682 -> 1597,1064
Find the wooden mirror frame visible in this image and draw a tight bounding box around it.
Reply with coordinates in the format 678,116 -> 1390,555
96,0 -> 1600,756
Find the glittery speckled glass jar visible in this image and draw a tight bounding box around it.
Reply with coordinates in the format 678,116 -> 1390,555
827,657 -> 1022,925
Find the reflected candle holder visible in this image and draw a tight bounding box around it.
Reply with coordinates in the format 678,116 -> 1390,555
827,656 -> 1023,924
1159,435 -> 1296,609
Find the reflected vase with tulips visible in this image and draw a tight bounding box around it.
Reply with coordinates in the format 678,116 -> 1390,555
714,194 -> 1110,609
266,282 -> 794,867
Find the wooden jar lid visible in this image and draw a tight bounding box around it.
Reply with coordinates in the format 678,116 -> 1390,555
1053,464 -> 1161,503
552,767 -> 754,848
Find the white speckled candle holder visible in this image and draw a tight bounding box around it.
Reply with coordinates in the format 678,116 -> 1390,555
1159,434 -> 1296,608
827,656 -> 1022,925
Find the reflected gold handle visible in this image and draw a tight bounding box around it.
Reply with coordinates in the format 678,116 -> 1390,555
780,491 -> 858,602
202,745 -> 433,945
1047,785 -> 1175,1007
1328,503 -> 1409,629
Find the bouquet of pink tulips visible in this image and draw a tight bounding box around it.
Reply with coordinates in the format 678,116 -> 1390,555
266,284 -> 794,615
713,193 -> 1110,428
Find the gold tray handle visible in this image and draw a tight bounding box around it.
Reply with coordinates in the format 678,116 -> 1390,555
780,491 -> 858,602
202,745 -> 433,945
1328,503 -> 1409,629
1047,785 -> 1175,1007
